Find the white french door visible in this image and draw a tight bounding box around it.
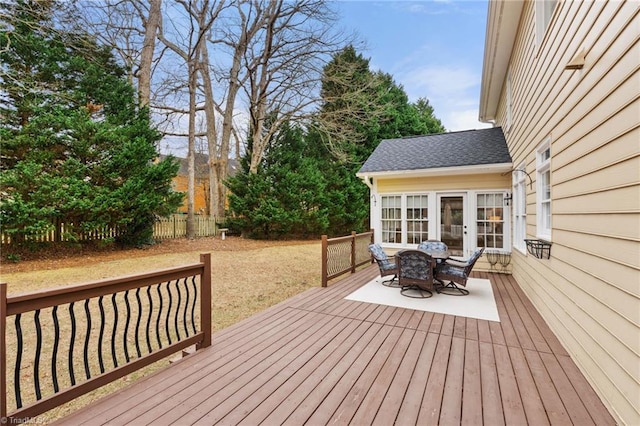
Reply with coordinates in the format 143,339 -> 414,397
437,193 -> 467,257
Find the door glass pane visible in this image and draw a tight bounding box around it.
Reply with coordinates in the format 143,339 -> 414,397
441,196 -> 463,256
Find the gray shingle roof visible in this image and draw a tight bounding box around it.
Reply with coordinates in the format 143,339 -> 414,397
358,127 -> 511,174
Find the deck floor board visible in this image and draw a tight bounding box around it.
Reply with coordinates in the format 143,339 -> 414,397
54,267 -> 615,425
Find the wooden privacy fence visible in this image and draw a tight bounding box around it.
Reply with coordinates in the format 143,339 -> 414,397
0,222 -> 123,245
0,254 -> 212,423
1,215 -> 220,244
153,215 -> 217,239
321,230 -> 374,287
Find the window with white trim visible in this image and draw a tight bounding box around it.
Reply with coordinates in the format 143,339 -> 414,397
381,195 -> 402,243
406,195 -> 428,244
536,141 -> 552,239
476,193 -> 505,249
513,163 -> 527,252
536,0 -> 557,46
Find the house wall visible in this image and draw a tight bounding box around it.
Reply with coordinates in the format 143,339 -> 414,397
376,173 -> 510,192
493,1 -> 639,423
172,174 -> 209,214
374,172 -> 512,272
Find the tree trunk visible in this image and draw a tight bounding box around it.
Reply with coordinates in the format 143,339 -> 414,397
248,0 -> 279,174
198,40 -> 224,219
138,0 -> 161,108
186,59 -> 198,239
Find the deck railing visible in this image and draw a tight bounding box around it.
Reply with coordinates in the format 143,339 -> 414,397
321,230 -> 374,287
0,253 -> 212,423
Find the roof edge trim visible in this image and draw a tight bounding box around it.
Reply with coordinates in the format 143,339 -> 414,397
479,0 -> 525,122
356,162 -> 514,179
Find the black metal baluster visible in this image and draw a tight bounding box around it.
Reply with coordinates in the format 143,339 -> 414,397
51,306 -> 60,392
165,281 -> 173,345
155,284 -> 163,348
83,299 -> 92,379
97,296 -> 105,373
33,309 -> 43,400
183,277 -> 190,337
14,313 -> 23,408
135,288 -> 143,358
68,302 -> 76,386
191,276 -> 198,334
123,290 -> 131,362
145,286 -> 153,353
174,279 -> 182,341
111,293 -> 119,368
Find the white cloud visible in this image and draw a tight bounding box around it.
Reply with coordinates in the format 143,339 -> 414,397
401,65 -> 479,99
394,64 -> 488,131
445,109 -> 492,132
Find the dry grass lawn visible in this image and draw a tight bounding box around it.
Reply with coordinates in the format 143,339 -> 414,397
0,236 -> 322,423
2,236 -> 321,330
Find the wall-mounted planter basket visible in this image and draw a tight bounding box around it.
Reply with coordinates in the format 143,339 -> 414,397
524,239 -> 552,259
486,250 -> 512,273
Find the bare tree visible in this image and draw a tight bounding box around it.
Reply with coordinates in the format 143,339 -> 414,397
239,0 -> 348,174
75,0 -> 358,226
156,0 -> 222,238
205,0 -> 269,217
313,62 -> 392,163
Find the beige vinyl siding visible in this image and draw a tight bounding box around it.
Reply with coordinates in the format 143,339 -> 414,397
494,0 -> 640,423
376,173 -> 510,193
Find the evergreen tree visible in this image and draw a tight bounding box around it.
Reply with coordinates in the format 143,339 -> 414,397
0,0 -> 183,247
414,97 -> 446,134
226,123 -> 329,239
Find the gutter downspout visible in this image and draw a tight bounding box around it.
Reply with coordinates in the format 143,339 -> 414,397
360,175 -> 376,240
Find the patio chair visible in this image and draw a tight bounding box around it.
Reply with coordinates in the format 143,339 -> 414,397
418,240 -> 448,251
418,240 -> 449,265
435,247 -> 485,296
396,250 -> 434,298
368,243 -> 399,287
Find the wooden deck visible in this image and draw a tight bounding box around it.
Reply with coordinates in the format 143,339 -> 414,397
56,266 -> 615,425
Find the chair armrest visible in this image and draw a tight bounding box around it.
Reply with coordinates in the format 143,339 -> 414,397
444,258 -> 468,268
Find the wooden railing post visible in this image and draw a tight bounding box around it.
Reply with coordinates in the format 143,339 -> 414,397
199,253 -> 212,349
321,235 -> 328,287
370,228 -> 375,263
322,230 -> 375,287
350,231 -> 357,274
0,283 -> 7,419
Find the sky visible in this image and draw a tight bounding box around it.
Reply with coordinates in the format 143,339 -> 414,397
335,0 -> 492,132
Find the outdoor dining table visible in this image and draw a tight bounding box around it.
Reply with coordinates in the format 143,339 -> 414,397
419,248 -> 450,263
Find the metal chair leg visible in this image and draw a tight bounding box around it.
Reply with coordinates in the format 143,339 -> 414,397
400,285 -> 433,298
382,275 -> 400,288
435,280 -> 469,296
